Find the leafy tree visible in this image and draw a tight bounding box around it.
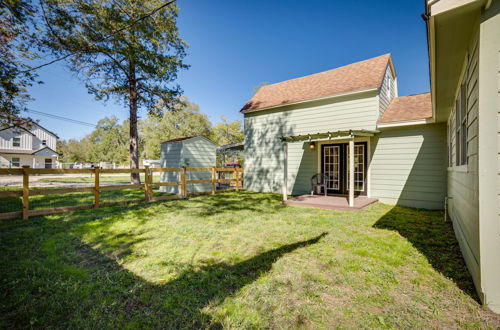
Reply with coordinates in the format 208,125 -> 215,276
41,0 -> 187,182
57,138 -> 92,163
211,116 -> 244,146
140,100 -> 212,159
86,116 -> 128,163
211,116 -> 244,166
0,0 -> 40,128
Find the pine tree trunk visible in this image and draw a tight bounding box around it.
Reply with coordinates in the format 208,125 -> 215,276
129,61 -> 141,184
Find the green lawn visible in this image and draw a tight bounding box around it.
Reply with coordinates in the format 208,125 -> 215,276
0,188 -> 148,213
0,192 -> 498,328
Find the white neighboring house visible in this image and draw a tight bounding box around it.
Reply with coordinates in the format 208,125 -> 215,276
0,122 -> 60,168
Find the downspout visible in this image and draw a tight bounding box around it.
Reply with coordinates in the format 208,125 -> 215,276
444,196 -> 453,222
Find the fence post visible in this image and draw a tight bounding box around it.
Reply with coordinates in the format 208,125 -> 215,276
235,168 -> 240,192
144,166 -> 152,202
94,166 -> 100,208
211,167 -> 216,194
22,165 -> 30,219
180,166 -> 187,198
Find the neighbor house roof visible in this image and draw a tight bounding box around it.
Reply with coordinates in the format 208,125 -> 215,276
0,121 -> 59,139
32,146 -> 61,156
0,146 -> 60,156
241,54 -> 394,113
0,149 -> 35,155
377,92 -> 432,124
0,126 -> 36,136
32,122 -> 59,139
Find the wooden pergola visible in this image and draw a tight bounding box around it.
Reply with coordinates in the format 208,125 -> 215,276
281,129 -> 379,207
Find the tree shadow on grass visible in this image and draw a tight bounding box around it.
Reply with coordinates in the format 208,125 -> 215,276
373,206 -> 478,301
157,191 -> 285,217
0,204 -> 327,328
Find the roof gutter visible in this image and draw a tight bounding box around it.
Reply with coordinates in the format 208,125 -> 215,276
377,117 -> 435,129
241,87 -> 379,114
423,0 -> 437,123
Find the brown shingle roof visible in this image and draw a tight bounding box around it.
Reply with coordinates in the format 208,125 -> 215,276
241,54 -> 393,113
378,92 -> 432,124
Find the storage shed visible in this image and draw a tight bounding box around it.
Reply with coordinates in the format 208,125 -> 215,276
160,136 -> 217,194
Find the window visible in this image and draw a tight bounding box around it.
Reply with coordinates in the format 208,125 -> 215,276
42,139 -> 46,146
44,158 -> 52,169
12,137 -> 20,147
385,74 -> 391,98
11,157 -> 20,167
448,116 -> 453,167
454,84 -> 468,166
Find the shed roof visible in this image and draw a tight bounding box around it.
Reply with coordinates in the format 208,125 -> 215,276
217,142 -> 244,152
378,92 -> 432,124
162,136 -> 196,143
161,136 -> 217,145
241,54 -> 394,113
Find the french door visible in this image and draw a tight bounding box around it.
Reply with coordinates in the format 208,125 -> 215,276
321,142 -> 367,196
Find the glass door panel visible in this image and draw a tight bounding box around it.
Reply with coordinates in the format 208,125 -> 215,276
346,144 -> 366,192
323,146 -> 340,190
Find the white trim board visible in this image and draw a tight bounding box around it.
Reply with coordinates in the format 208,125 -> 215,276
377,118 -> 435,129
315,136 -> 371,198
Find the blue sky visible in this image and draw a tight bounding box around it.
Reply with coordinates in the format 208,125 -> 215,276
27,0 -> 430,140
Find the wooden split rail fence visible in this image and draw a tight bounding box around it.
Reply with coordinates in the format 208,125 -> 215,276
0,166 -> 243,220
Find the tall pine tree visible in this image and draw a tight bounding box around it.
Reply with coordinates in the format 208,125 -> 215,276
42,0 -> 187,183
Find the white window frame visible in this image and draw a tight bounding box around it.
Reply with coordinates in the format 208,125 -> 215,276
385,74 -> 391,99
12,137 -> 21,147
455,83 -> 468,166
316,137 -> 372,198
42,139 -> 47,146
447,115 -> 453,167
11,157 -> 20,167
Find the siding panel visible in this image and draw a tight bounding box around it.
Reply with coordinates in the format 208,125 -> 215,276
244,93 -> 379,194
379,66 -> 395,116
447,33 -> 481,286
371,124 -> 447,209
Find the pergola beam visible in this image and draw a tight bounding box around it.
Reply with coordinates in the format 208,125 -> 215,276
281,129 -> 378,143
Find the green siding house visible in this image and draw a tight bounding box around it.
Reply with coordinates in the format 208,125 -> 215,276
240,0 -> 500,312
242,54 -> 446,209
425,0 -> 500,314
